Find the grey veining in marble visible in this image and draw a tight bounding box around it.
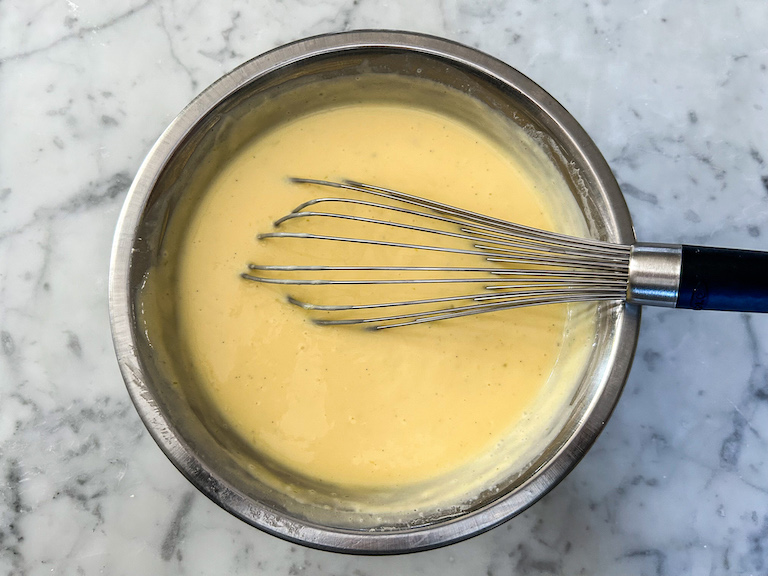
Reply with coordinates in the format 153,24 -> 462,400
1,0 -> 767,574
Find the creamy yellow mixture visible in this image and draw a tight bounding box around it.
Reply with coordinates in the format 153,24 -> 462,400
163,102 -> 594,498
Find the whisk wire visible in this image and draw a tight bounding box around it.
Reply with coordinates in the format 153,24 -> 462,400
341,179 -> 627,252
311,292 -> 622,328
284,178 -> 631,255
244,178 -> 631,329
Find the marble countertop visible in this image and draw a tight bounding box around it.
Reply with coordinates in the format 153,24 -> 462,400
2,1 -> 767,574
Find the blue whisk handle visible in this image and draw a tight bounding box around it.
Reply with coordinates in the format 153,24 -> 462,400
676,245 -> 768,312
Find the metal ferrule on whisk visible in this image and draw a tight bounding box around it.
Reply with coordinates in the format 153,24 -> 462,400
626,244 -> 683,307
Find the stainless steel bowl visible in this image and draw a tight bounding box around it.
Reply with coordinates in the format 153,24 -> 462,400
109,31 -> 640,554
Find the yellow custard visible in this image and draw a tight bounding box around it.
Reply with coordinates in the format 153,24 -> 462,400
145,97 -> 596,507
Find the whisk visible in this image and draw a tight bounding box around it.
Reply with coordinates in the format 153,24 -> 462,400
243,178 -> 768,329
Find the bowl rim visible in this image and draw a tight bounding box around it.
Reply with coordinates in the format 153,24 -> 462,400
108,29 -> 640,554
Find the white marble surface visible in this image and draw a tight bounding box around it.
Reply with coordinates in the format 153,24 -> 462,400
1,0 -> 767,574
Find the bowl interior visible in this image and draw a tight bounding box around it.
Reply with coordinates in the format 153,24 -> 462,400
113,34 -> 639,553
